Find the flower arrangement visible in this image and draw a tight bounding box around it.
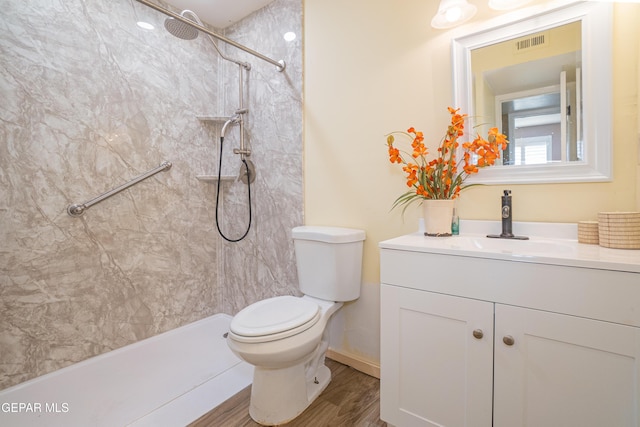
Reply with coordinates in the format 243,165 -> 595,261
386,107 -> 508,212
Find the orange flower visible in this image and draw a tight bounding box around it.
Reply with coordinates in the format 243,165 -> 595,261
403,164 -> 419,187
464,164 -> 479,174
416,185 -> 428,197
409,129 -> 428,158
388,146 -> 401,163
387,135 -> 402,163
412,142 -> 428,158
488,127 -> 508,150
385,107 -> 508,211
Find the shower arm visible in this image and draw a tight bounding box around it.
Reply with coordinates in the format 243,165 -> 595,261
178,10 -> 250,70
134,0 -> 286,72
206,35 -> 250,71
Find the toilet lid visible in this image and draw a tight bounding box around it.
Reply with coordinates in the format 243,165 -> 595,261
230,296 -> 320,339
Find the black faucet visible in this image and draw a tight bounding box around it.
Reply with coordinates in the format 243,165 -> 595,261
500,189 -> 514,237
487,190 -> 529,240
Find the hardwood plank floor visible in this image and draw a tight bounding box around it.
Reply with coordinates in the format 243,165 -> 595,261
189,359 -> 387,427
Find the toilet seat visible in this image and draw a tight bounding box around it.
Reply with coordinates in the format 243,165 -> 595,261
230,296 -> 320,343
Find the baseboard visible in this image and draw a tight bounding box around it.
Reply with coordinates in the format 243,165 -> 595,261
326,349 -> 380,379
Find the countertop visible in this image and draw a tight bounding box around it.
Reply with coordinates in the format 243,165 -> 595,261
379,221 -> 640,274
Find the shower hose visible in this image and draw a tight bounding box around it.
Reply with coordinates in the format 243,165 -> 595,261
215,136 -> 252,242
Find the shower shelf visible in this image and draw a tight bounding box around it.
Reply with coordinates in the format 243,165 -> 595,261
196,175 -> 236,183
197,116 -> 231,123
196,116 -> 235,183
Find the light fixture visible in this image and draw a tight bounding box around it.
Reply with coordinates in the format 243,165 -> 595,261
136,21 -> 155,30
488,0 -> 534,10
130,0 -> 155,31
283,31 -> 296,42
431,0 -> 477,29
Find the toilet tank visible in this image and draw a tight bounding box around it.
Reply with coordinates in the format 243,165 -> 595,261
292,226 -> 366,302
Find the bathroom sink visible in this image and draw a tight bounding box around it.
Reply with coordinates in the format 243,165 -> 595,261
389,234 -> 578,259
463,236 -> 576,257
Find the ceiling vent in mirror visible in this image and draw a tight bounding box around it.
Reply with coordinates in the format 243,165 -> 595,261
513,31 -> 548,53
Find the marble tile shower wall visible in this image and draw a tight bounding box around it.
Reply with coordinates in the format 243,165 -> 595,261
0,0 -> 302,390
217,1 -> 303,315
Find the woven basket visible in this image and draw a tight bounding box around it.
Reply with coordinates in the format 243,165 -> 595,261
597,212 -> 640,249
577,220 -> 599,245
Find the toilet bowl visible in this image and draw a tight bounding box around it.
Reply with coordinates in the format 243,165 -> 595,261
227,296 -> 338,367
226,226 -> 366,426
227,295 -> 342,425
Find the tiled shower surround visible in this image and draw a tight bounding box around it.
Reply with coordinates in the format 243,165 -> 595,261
0,0 -> 302,390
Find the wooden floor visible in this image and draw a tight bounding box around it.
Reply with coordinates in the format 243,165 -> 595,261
189,359 -> 387,427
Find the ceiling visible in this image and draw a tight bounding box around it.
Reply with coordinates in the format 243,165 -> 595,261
483,52 -> 580,96
163,0 -> 275,28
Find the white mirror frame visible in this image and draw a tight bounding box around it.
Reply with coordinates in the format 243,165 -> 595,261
452,1 -> 612,184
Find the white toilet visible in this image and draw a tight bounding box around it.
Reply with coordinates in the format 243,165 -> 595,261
226,225 -> 366,426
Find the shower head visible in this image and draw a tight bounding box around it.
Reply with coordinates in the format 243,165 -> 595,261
163,9 -> 251,70
164,10 -> 199,40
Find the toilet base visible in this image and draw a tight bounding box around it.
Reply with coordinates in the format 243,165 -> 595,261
249,361 -> 331,425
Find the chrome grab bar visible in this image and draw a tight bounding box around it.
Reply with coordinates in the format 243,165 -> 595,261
67,161 -> 172,217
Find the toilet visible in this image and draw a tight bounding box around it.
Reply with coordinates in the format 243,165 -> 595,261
226,225 -> 366,426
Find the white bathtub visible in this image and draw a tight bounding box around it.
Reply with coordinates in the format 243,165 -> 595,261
0,314 -> 253,427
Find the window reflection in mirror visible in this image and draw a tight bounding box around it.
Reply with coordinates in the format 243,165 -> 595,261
471,21 -> 582,167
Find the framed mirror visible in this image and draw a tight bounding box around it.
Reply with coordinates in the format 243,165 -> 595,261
452,2 -> 612,184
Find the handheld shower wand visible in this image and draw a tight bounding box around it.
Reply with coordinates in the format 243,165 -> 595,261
221,109 -> 252,160
216,106 -> 255,242
221,112 -> 242,139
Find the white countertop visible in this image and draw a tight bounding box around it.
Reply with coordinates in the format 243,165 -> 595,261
379,221 -> 640,274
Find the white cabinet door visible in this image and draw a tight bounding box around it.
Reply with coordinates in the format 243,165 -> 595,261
381,284 -> 494,427
494,304 -> 640,427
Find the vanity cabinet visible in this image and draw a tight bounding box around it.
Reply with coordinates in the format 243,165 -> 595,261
380,286 -> 494,426
380,237 -> 640,427
493,304 -> 639,427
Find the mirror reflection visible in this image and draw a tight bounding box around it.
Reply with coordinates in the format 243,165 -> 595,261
470,21 -> 582,166
452,2 -> 612,184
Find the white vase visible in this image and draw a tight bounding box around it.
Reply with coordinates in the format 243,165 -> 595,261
422,199 -> 455,236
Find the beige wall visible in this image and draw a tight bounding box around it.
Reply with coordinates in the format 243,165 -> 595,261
305,0 -> 639,366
